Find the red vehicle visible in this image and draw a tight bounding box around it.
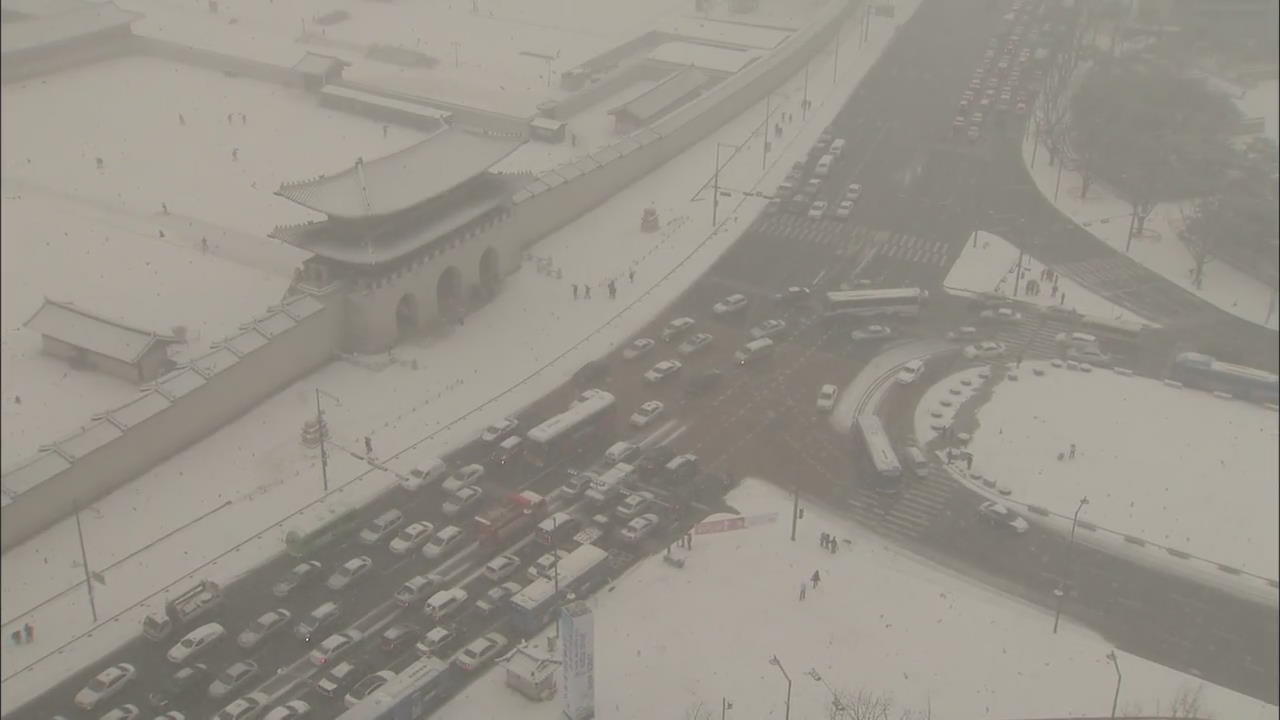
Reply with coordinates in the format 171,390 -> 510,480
474,491 -> 546,546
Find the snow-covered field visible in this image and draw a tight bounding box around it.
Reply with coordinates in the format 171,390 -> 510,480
1021,128 -> 1280,331
1,2 -> 913,710
917,360 -> 1279,578
943,230 -> 1150,322
433,478 -> 1278,720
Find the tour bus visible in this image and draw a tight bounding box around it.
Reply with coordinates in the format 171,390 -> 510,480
1075,314 -> 1156,344
509,544 -> 611,633
854,416 -> 902,492
1171,353 -> 1279,404
823,288 -> 928,321
524,390 -> 616,468
335,656 -> 448,720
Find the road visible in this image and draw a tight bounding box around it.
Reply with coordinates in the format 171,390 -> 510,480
12,0 -> 1278,717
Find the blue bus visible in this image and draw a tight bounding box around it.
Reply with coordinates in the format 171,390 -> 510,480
335,657 -> 449,720
1171,353 -> 1278,404
509,543 -> 610,633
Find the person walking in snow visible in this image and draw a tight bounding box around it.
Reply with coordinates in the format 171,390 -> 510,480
231,147 -> 239,161
1069,443 -> 1076,460
572,283 -> 579,300
811,570 -> 821,588
364,436 -> 373,456
9,629 -> 21,646
819,531 -> 828,549
201,236 -> 209,253
629,267 -> 636,284
178,113 -> 186,126
22,623 -> 33,643
799,582 -> 807,601
608,279 -> 617,299
584,285 -> 591,299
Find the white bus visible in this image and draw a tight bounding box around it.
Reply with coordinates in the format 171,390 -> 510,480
854,416 -> 901,492
510,543 -> 610,633
1076,314 -> 1157,344
823,288 -> 928,321
335,656 -> 448,720
525,389 -> 616,467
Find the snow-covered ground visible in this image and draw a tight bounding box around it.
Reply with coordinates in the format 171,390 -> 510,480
943,230 -> 1150,322
432,478 -> 1278,720
1,1 -> 915,710
1021,126 -> 1280,331
1229,78 -> 1278,144
915,360 -> 1279,579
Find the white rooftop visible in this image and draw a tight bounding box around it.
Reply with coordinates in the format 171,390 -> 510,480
24,299 -> 179,365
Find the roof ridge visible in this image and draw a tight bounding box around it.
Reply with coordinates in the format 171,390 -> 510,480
27,298 -> 178,341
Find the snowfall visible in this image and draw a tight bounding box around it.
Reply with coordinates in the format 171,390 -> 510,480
0,0 -> 915,710
433,477 -> 1278,720
1020,78 -> 1280,331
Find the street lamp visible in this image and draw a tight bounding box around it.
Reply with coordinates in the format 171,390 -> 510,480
1106,650 -> 1122,717
807,669 -> 844,715
315,388 -> 341,493
712,142 -> 737,227
1053,495 -> 1089,634
768,655 -> 792,720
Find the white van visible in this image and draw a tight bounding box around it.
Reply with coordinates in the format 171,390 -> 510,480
829,138 -> 846,157
814,153 -> 835,177
604,441 -> 639,465
734,338 -> 775,365
901,446 -> 928,476
401,457 -> 447,491
1055,331 -> 1099,351
359,509 -> 404,545
423,588 -> 468,621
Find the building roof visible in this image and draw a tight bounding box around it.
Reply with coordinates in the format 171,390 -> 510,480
609,67 -> 710,124
275,127 -> 525,220
24,299 -> 181,366
1,2 -> 139,56
648,41 -> 762,74
291,52 -> 350,76
1,0 -> 96,18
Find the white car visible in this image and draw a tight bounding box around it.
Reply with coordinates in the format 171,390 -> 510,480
845,183 -> 863,201
454,632 -> 509,672
712,294 -> 749,315
527,551 -> 566,581
482,554 -> 521,582
422,525 -> 465,560
643,359 -> 683,383
834,200 -> 854,219
237,609 -> 291,650
440,464 -> 485,493
620,513 -> 660,543
395,575 -> 437,607
345,672 -> 396,709
816,385 -> 838,413
479,417 -> 518,443
749,319 -> 787,340
963,341 -> 1007,360
262,700 -> 311,720
1066,346 -> 1112,366
167,623 -> 225,664
807,200 -> 828,219
415,626 -> 457,656
213,696 -> 266,720
660,317 -> 696,342
326,556 -> 373,591
630,400 -> 665,428
946,326 -> 980,341
475,582 -> 523,615
98,705 -> 142,720
622,337 -> 655,359
442,486 -> 484,517
389,522 -> 436,555
75,663 -> 137,710
272,561 -> 322,598
895,360 -> 924,385
208,661 -> 259,700
979,307 -> 1022,323
308,630 -> 362,667
677,332 -> 713,356
977,501 -> 1030,533
615,491 -> 655,519
850,325 -> 892,341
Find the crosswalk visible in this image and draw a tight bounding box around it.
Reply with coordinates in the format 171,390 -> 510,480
843,462 -> 959,540
875,233 -> 951,267
1054,257 -> 1145,293
753,214 -> 951,268
992,316 -> 1066,359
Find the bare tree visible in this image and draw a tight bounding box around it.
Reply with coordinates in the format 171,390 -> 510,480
682,701 -> 713,720
1117,681 -> 1216,719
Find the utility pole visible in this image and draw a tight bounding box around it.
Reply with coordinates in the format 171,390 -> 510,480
1106,651 -> 1122,717
451,41 -> 460,68
790,484 -> 800,541
768,655 -> 792,720
1053,496 -> 1089,634
315,388 -> 330,493
713,143 -> 722,227
73,502 -> 99,623
1013,244 -> 1025,297
721,697 -> 732,720
763,93 -> 771,170
1053,158 -> 1064,202
1124,205 -> 1137,254
833,23 -> 840,84
802,62 -> 810,121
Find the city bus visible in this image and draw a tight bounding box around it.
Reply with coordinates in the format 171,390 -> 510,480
854,416 -> 902,492
509,543 -> 610,633
525,390 -> 616,467
823,288 -> 928,321
1171,353 -> 1279,404
1075,314 -> 1156,344
335,656 -> 448,720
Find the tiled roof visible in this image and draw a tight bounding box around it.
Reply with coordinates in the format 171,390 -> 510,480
275,127 -> 524,219
1,2 -> 138,55
24,299 -> 179,365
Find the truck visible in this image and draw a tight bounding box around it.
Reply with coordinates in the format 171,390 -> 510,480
473,490 -> 546,546
142,579 -> 223,641
584,463 -> 635,504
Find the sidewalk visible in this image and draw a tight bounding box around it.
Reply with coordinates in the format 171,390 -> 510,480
0,0 -> 924,711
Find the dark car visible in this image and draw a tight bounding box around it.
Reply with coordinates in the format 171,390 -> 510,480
685,370 -> 724,398
773,286 -> 811,306
380,623 -> 420,653
272,561 -> 322,598
315,661 -> 361,698
573,359 -> 610,384
148,664 -> 210,710
636,447 -> 677,476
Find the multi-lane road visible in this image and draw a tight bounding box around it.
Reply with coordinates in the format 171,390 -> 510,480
14,0 -> 1278,717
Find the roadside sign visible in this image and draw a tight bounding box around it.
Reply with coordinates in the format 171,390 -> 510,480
693,512 -> 779,535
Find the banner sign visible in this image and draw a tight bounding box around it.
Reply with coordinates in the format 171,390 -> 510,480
693,512 -> 778,535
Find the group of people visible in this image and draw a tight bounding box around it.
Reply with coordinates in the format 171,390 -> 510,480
568,267 -> 636,301
9,622 -> 34,646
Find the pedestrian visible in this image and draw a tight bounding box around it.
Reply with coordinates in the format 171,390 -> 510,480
811,570 -> 821,588
95,157 -> 104,170
830,538 -> 838,554
9,629 -> 21,646
158,229 -> 166,238
22,623 -> 33,643
231,147 -> 239,161
1016,354 -> 1023,368
364,436 -> 373,456
685,532 -> 693,549
819,531 -> 828,549
241,113 -> 247,125
965,453 -> 973,471
1069,443 -> 1076,459
799,582 -> 807,601
227,112 -> 234,125
572,283 -> 579,299
1059,292 -> 1066,306
570,132 -> 577,147
608,279 -> 617,299
161,202 -> 169,215
178,113 -> 186,126
383,124 -> 389,138
629,267 -> 636,284
584,285 -> 591,299
201,236 -> 209,253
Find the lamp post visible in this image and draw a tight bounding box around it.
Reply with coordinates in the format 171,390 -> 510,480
1106,650 -> 1122,717
763,93 -> 772,170
807,669 -> 844,715
1053,495 -> 1089,634
768,655 -> 792,720
315,388 -> 341,493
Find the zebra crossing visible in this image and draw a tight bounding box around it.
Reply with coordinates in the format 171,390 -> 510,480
1054,257 -> 1143,293
992,316 -> 1066,359
754,214 -> 951,268
874,233 -> 951,267
844,462 -> 959,539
